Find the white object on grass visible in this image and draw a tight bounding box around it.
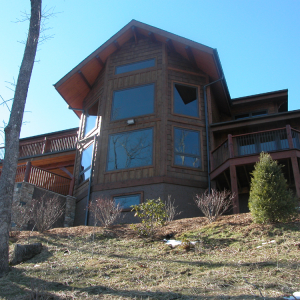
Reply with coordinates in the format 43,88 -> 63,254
283,292 -> 300,299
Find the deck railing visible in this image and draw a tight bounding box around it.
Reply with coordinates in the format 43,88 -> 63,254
211,125 -> 300,171
0,132 -> 77,160
0,163 -> 72,196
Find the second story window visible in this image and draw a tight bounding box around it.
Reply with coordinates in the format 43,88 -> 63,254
107,128 -> 153,171
174,127 -> 201,168
84,102 -> 99,136
115,58 -> 155,75
173,83 -> 199,118
111,84 -> 154,121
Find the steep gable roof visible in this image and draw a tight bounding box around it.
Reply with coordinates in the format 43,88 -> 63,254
54,20 -> 231,117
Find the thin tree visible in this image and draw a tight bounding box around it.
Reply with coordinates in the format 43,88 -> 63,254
0,0 -> 41,276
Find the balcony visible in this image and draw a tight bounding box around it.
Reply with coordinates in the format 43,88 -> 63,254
211,126 -> 300,172
0,130 -> 77,161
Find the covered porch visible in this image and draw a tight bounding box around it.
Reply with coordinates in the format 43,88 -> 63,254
210,125 -> 300,213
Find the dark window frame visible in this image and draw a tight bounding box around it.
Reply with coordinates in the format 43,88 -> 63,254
112,191 -> 144,212
111,83 -> 155,121
173,126 -> 202,170
106,127 -> 154,172
115,58 -> 156,75
172,82 -> 200,119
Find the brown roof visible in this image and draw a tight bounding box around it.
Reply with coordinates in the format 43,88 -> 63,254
54,20 -> 231,117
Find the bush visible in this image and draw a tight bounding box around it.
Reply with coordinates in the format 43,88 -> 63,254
89,197 -> 122,228
164,195 -> 182,223
31,195 -> 65,233
249,152 -> 298,223
194,189 -> 234,223
11,200 -> 32,232
131,198 -> 166,238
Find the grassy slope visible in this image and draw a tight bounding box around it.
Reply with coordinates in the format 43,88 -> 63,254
1,213 -> 300,300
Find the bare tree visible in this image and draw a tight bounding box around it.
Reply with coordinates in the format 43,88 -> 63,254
164,195 -> 182,223
0,0 -> 41,276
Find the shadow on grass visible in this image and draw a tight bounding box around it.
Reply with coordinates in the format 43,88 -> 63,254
0,267 -> 282,300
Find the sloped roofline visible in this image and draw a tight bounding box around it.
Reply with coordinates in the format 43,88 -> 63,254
54,19 -> 231,115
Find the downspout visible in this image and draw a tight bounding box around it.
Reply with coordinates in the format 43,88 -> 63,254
203,76 -> 224,193
84,134 -> 97,225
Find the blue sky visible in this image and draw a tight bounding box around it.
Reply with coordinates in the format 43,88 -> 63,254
1,0 -> 300,145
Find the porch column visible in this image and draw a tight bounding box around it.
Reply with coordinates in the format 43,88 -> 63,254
230,164 -> 239,213
23,161 -> 31,182
291,155 -> 300,198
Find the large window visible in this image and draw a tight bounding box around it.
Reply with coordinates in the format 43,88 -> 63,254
107,128 -> 153,171
173,83 -> 198,117
111,84 -> 154,121
115,58 -> 155,75
113,194 -> 141,210
84,102 -> 98,136
174,127 -> 201,168
79,144 -> 94,182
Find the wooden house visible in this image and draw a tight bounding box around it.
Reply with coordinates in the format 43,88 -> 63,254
2,20 -> 299,226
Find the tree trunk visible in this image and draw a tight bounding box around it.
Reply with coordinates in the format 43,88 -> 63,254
0,0 -> 41,277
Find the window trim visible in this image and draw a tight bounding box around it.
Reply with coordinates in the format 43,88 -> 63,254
110,83 -> 156,122
114,58 -> 156,75
112,191 -> 144,212
172,125 -> 203,170
171,81 -> 200,119
106,127 -> 154,172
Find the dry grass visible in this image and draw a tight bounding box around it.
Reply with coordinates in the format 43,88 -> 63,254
1,213 -> 300,299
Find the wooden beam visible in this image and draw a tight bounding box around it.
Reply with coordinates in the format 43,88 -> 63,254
60,167 -> 73,178
131,26 -> 138,43
42,160 -> 75,170
95,55 -> 104,67
243,165 -> 250,187
166,38 -> 176,53
148,31 -> 157,43
291,155 -> 300,198
78,70 -> 91,90
230,165 -> 240,213
185,46 -> 196,65
114,40 -> 120,50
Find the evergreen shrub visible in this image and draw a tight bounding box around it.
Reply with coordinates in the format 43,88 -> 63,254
249,152 -> 298,223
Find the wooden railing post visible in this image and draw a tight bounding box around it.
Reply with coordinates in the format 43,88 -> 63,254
24,161 -> 32,182
286,125 -> 294,149
228,134 -> 234,158
43,137 -> 50,154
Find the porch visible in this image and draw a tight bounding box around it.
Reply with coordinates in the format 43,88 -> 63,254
210,125 -> 300,213
0,128 -> 78,196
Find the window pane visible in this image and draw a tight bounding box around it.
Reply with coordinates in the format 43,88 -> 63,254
115,59 -> 155,75
114,194 -> 141,209
174,128 -> 201,168
173,83 -> 198,117
84,102 -> 98,136
111,84 -> 154,120
81,144 -> 93,172
107,128 -> 153,171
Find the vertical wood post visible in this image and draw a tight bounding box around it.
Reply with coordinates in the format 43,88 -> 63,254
291,156 -> 300,198
228,134 -> 234,158
230,164 -> 239,214
43,137 -> 50,154
286,125 -> 294,149
23,161 -> 32,182
68,177 -> 75,196
210,151 -> 214,172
